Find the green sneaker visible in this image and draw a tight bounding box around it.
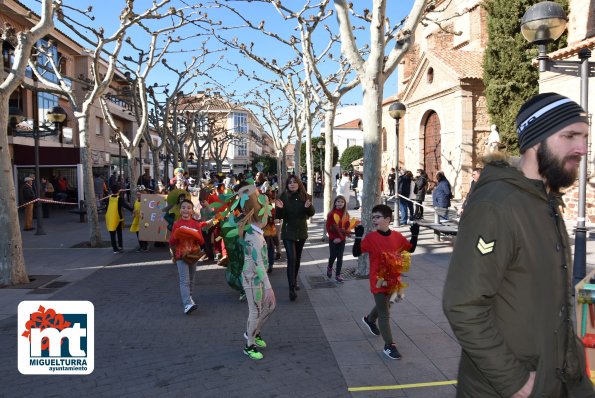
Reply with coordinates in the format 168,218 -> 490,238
243,344 -> 263,360
244,332 -> 267,348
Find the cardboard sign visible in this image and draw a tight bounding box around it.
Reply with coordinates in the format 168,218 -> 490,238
138,193 -> 201,242
138,194 -> 170,242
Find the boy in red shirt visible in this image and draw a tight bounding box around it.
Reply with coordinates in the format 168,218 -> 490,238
353,204 -> 419,359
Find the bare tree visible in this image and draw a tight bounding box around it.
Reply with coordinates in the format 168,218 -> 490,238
249,87 -> 294,189
30,0 -> 192,246
333,0 -> 429,274
213,0 -> 325,195
0,0 -> 56,285
100,18 -> 215,194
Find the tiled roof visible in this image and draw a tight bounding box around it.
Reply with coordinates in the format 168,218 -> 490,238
431,50 -> 484,79
547,37 -> 595,60
382,93 -> 404,105
335,119 -> 361,129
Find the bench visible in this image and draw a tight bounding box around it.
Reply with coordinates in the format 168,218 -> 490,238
418,209 -> 459,242
68,200 -> 87,223
417,220 -> 458,235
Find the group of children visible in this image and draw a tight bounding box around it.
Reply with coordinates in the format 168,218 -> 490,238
106,171 -> 420,362
168,184 -> 276,360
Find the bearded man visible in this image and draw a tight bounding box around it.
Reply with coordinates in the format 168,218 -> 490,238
443,93 -> 594,397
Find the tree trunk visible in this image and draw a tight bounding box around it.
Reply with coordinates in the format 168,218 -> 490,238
323,108 -> 336,236
0,100 -> 29,285
76,112 -> 102,246
356,76 -> 384,276
305,123 -> 314,199
278,148 -> 287,190
126,150 -> 138,199
294,135 -> 302,178
152,149 -> 160,188
196,147 -> 203,182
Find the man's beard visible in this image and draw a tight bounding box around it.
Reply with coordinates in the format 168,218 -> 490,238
537,141 -> 581,191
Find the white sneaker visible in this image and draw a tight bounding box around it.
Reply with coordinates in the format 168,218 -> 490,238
184,303 -> 197,315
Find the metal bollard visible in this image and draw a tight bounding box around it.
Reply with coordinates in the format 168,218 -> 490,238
79,200 -> 87,223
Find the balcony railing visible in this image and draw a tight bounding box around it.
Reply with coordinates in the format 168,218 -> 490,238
104,93 -> 133,112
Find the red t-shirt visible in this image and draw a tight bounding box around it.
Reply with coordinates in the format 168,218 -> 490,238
361,230 -> 412,294
169,218 -> 206,259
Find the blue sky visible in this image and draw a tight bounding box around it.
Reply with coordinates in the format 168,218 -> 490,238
23,0 -> 416,130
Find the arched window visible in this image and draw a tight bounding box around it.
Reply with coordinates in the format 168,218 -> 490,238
427,67 -> 434,84
382,127 -> 387,152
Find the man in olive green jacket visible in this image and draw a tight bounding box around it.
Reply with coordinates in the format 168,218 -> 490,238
443,93 -> 594,397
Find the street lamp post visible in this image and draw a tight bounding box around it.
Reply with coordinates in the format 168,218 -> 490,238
521,1 -> 594,286
388,101 -> 407,227
9,103 -> 67,236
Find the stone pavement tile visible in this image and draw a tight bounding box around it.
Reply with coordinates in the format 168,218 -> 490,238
1,257 -> 347,397
339,364 -> 406,398
386,358 -> 450,386
321,320 -> 368,342
396,314 -> 445,335
402,385 -> 456,398
436,322 -> 456,343
408,332 -> 461,360
389,299 -> 425,317
430,356 -> 460,380
329,340 -> 380,365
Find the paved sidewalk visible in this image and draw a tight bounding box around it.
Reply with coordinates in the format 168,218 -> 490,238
1,195 -> 594,397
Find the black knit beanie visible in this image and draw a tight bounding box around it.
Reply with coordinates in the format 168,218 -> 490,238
516,92 -> 588,153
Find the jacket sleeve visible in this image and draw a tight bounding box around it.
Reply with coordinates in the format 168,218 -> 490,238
274,194 -> 285,219
442,201 -> 529,397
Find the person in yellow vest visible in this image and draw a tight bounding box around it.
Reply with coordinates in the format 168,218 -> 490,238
105,186 -> 133,253
130,187 -> 148,252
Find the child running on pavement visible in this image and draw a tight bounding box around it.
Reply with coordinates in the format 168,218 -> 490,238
353,204 -> 419,359
325,195 -> 350,283
169,199 -> 212,315
240,186 -> 276,360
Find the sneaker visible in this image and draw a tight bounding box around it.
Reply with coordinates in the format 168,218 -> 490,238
383,343 -> 402,360
244,332 -> 267,348
362,316 -> 380,336
275,252 -> 281,260
243,344 -> 263,360
335,275 -> 344,283
113,249 -> 124,254
184,303 -> 197,315
326,266 -> 333,279
239,293 -> 246,302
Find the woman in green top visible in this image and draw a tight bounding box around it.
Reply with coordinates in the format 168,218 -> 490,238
274,175 -> 315,301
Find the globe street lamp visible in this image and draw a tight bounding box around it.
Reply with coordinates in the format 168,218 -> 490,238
388,101 -> 406,227
9,103 -> 67,235
521,1 -> 594,286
